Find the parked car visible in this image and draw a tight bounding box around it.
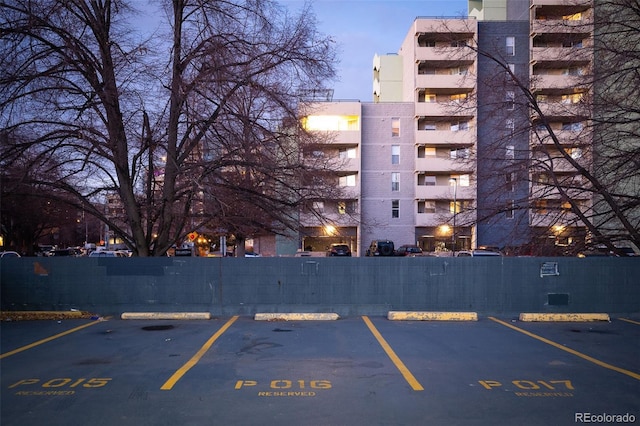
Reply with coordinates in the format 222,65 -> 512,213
0,251 -> 21,258
89,251 -> 128,258
456,249 -> 501,257
366,240 -> 395,256
327,244 -> 352,257
395,245 -> 423,257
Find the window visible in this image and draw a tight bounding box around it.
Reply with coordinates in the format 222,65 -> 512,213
424,93 -> 437,103
506,172 -> 515,191
418,201 -> 436,214
391,145 -> 400,164
506,145 -> 515,159
564,147 -> 583,159
506,119 -> 515,132
451,121 -> 469,131
392,118 -> 400,137
303,115 -> 360,131
450,93 -> 467,103
392,200 -> 399,218
391,173 -> 400,191
313,201 -> 324,213
508,63 -> 515,74
339,148 -> 357,159
505,91 -> 515,110
561,93 -> 583,104
450,40 -> 467,47
339,174 -> 356,187
534,200 -> 548,214
450,148 -> 469,159
450,174 -> 470,186
506,201 -> 515,219
423,122 -> 437,131
418,175 -> 436,186
449,201 -> 462,214
506,36 -> 515,56
562,122 -> 583,131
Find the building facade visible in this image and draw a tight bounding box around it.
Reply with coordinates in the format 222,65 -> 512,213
299,0 -> 596,256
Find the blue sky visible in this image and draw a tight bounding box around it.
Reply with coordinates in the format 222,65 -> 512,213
281,0 -> 469,101
135,0 -> 469,102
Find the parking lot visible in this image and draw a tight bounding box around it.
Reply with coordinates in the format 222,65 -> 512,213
1,315 -> 638,425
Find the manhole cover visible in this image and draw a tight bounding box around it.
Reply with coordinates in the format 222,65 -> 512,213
142,325 -> 174,331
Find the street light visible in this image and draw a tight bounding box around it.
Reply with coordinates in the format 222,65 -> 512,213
450,177 -> 457,256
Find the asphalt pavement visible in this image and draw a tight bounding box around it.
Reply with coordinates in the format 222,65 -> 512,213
1,315 -> 638,425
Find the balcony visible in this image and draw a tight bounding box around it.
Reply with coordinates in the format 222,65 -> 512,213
415,101 -> 476,118
415,157 -> 474,173
414,46 -> 476,63
533,102 -> 588,120
416,129 -> 475,146
414,184 -> 475,200
531,128 -> 592,146
530,74 -> 589,91
531,47 -> 591,64
414,19 -> 476,36
415,73 -> 475,91
531,18 -> 593,36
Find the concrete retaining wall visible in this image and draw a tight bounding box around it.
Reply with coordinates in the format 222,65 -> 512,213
1,257 -> 638,316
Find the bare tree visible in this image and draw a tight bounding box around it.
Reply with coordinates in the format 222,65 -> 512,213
0,0 -> 337,256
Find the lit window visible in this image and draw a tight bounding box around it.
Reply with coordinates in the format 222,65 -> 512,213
391,173 -> 400,191
392,200 -> 399,218
449,201 -> 462,214
303,115 -> 360,131
506,36 -> 515,56
392,117 -> 400,137
534,200 -> 547,214
338,202 -> 346,214
424,93 -> 437,103
391,145 -> 400,164
450,93 -> 467,103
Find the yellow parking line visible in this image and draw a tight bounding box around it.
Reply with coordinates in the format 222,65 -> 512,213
0,320 -> 104,359
489,317 -> 640,381
161,316 -> 238,390
362,316 -> 424,391
619,318 -> 640,326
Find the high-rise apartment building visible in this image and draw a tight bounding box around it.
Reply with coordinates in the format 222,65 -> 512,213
298,0 -> 595,256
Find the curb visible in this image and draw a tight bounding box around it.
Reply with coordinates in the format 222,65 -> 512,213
519,313 -> 610,322
387,311 -> 478,321
120,312 -> 212,320
0,311 -> 95,321
254,313 -> 340,321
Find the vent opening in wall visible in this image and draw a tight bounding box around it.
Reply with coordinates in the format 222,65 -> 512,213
548,293 -> 569,306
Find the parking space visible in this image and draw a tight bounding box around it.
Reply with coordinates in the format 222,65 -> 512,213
1,315 -> 638,425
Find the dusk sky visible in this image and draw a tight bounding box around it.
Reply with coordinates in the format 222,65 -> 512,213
282,0 -> 469,101
135,0 -> 469,102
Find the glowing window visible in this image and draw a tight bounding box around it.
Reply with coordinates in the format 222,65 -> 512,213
303,115 -> 360,131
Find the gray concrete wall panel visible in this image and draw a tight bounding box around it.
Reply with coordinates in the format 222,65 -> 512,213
1,257 -> 638,316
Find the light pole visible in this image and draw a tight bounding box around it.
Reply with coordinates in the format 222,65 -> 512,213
450,177 -> 457,256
